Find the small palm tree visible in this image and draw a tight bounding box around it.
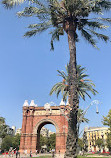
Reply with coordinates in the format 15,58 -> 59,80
50,64 -> 98,101
77,108 -> 89,136
2,0 -> 111,157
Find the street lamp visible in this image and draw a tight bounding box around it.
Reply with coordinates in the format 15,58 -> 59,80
82,100 -> 101,118
78,100 -> 101,130
82,100 -> 101,153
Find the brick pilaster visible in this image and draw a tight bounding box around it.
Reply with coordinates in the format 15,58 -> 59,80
19,109 -> 27,152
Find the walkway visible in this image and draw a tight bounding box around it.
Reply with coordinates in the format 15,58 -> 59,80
0,153 -> 64,158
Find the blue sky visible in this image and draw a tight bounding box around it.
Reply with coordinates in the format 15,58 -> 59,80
0,3 -> 111,133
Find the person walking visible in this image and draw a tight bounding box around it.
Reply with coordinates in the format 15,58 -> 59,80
59,150 -> 60,156
52,151 -> 54,158
16,150 -> 18,158
30,150 -> 32,157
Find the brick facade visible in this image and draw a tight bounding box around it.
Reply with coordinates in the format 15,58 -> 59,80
19,105 -> 68,154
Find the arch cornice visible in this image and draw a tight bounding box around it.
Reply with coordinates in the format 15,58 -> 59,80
33,118 -> 59,134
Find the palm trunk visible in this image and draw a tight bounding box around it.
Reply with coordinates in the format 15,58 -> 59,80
64,22 -> 79,158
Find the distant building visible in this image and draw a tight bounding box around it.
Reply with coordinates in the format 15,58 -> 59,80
12,126 -> 16,135
15,128 -> 21,135
40,127 -> 49,137
7,126 -> 15,136
48,130 -> 55,137
40,127 -> 55,137
83,127 -> 109,152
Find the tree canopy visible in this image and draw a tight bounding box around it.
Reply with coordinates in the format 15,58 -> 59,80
0,117 -> 8,139
102,109 -> 111,151
2,0 -> 111,50
1,134 -> 20,152
102,109 -> 111,130
1,135 -> 13,152
50,64 -> 98,101
40,133 -> 56,151
95,138 -> 104,149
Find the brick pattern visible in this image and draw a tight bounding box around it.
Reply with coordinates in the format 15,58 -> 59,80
19,106 -> 68,154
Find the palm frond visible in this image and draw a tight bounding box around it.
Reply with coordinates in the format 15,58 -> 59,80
50,64 -> 98,101
2,0 -> 25,8
17,6 -> 50,18
98,17 -> 111,24
79,19 -> 109,30
88,29 -> 109,42
50,26 -> 64,50
57,70 -> 67,80
24,21 -> 52,37
81,29 -> 97,48
92,0 -> 111,13
96,0 -> 111,10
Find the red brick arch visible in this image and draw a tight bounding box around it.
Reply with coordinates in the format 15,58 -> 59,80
19,105 -> 68,154
33,118 -> 60,134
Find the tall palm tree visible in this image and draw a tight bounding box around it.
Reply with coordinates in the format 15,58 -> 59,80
50,64 -> 96,144
50,64 -> 98,101
2,0 -> 111,157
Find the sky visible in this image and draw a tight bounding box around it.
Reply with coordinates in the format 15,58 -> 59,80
0,3 -> 111,133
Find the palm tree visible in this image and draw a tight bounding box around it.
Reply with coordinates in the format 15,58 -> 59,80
2,0 -> 111,157
77,108 -> 89,137
50,64 -> 98,101
50,64 -> 96,146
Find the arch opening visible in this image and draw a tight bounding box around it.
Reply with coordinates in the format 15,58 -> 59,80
36,121 -> 56,153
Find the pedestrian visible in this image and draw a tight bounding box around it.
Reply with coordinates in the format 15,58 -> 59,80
18,151 -> 20,158
59,150 -> 60,156
12,150 -> 14,157
16,150 -> 18,158
52,149 -> 55,158
30,150 -> 32,157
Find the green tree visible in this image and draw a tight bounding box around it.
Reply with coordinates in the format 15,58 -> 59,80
48,133 -> 56,150
102,109 -> 111,130
106,133 -> 111,152
78,138 -> 84,151
0,117 -> 8,139
77,109 -> 89,136
50,65 -> 91,138
12,134 -> 20,150
1,135 -> 13,152
40,133 -> 56,151
40,135 -> 47,149
102,109 -> 111,152
50,64 -> 97,101
2,0 -> 111,157
95,138 -> 104,150
1,134 -> 20,152
0,117 -> 5,124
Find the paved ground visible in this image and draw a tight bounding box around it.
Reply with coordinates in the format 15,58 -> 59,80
0,153 -> 64,158
1,154 -> 111,158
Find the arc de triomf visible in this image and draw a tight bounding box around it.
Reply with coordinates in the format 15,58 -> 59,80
19,100 -> 68,154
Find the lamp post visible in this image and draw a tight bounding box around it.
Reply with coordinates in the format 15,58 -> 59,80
82,100 -> 101,153
78,100 -> 101,135
79,100 -> 101,122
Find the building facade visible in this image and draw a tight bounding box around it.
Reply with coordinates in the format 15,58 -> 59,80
15,128 -> 21,135
84,127 -> 109,152
40,127 -> 55,137
7,126 -> 16,136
